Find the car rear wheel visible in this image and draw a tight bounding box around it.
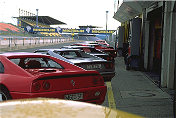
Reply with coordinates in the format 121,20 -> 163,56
0,86 -> 11,101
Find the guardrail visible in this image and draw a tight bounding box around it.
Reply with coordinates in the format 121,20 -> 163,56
0,36 -> 73,52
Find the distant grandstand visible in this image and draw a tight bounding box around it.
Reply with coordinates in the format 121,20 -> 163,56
15,16 -> 66,28
13,9 -> 66,37
1,9 -> 116,40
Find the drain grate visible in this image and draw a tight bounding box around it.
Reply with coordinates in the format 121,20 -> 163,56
129,92 -> 156,97
121,90 -> 171,99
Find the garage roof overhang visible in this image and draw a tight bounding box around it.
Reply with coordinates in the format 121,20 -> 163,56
14,16 -> 66,25
113,0 -> 157,23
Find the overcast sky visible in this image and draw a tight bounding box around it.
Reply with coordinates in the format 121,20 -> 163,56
0,0 -> 122,30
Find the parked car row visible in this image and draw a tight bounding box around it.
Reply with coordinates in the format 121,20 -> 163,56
34,48 -> 115,82
0,40 -> 116,105
71,42 -> 117,58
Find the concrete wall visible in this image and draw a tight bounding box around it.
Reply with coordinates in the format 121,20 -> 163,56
142,1 -> 176,89
161,1 -> 176,89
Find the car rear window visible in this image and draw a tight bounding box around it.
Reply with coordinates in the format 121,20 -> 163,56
34,51 -> 49,55
55,51 -> 82,59
9,57 -> 64,69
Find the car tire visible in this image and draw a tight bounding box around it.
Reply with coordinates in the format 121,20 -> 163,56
0,86 -> 11,101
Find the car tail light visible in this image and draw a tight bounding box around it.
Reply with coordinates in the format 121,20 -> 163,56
32,81 -> 41,91
105,63 -> 114,69
107,56 -> 114,61
42,81 -> 50,90
32,80 -> 51,92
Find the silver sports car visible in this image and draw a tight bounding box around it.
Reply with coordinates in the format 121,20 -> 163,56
61,45 -> 115,63
34,49 -> 115,81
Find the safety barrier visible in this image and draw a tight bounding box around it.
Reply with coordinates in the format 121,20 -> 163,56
0,36 -> 72,52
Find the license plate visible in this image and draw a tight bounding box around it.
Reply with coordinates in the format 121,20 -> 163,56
64,93 -> 83,100
86,64 -> 102,70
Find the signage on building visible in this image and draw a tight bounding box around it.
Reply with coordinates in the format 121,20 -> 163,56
33,28 -> 57,32
23,27 -> 116,34
23,27 -> 57,33
59,28 -> 116,34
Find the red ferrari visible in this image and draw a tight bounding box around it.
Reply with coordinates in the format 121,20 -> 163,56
0,52 -> 107,104
95,40 -> 110,47
71,43 -> 117,58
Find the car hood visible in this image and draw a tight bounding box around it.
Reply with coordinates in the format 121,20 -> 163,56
0,98 -> 143,118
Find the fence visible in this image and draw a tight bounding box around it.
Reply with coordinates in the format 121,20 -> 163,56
0,36 -> 73,52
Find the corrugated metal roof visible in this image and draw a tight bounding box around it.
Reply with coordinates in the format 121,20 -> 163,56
113,0 -> 156,22
14,16 -> 66,25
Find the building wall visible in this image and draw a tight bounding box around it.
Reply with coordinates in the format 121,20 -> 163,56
142,1 -> 176,89
161,1 -> 176,89
114,1 -> 176,89
147,7 -> 162,73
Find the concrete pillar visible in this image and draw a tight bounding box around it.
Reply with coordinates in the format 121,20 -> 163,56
148,25 -> 155,71
161,1 -> 171,87
167,3 -> 176,89
131,18 -> 142,56
118,26 -> 124,48
117,26 -> 125,56
143,21 -> 150,70
161,1 -> 176,89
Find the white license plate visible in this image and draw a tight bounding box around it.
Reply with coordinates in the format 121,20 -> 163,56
64,93 -> 83,100
87,64 -> 102,70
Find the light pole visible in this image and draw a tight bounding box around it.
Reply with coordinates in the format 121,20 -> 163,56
36,9 -> 39,27
106,11 -> 109,41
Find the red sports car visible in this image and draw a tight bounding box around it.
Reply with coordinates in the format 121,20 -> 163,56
0,52 -> 107,104
71,43 -> 117,58
95,40 -> 110,47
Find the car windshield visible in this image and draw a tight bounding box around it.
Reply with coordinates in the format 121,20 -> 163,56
84,48 -> 104,54
34,51 -> 49,55
9,57 -> 64,69
54,50 -> 95,59
99,44 -> 108,48
54,51 -> 80,59
97,40 -> 105,43
79,51 -> 98,58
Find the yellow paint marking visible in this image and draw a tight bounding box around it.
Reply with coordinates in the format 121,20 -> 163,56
105,82 -> 116,109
